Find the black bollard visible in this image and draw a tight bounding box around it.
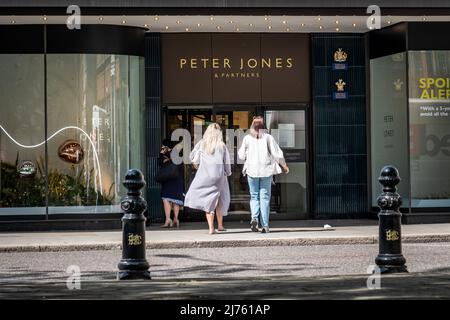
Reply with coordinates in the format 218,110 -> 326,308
117,169 -> 151,280
375,166 -> 408,274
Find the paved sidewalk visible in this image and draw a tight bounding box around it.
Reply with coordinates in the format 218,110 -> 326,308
0,220 -> 449,252
1,272 -> 449,299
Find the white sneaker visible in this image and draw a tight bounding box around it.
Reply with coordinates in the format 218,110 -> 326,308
261,227 -> 269,234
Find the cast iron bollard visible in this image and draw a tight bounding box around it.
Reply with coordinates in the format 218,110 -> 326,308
117,169 -> 151,280
375,165 -> 408,274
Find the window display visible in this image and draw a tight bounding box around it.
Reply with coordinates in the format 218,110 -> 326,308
0,54 -> 145,215
370,52 -> 410,207
409,50 -> 450,207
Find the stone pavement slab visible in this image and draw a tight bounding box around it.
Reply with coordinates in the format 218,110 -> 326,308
0,272 -> 448,299
0,220 -> 449,252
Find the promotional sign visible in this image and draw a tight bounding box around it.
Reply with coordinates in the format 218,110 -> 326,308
408,50 -> 450,206
161,33 -> 310,104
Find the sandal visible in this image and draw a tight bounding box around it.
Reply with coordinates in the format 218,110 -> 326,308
161,219 -> 173,228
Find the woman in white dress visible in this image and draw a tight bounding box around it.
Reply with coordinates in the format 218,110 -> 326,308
238,116 -> 289,234
184,123 -> 232,234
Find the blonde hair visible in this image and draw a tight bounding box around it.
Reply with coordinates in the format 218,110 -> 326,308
202,123 -> 224,155
250,116 -> 265,138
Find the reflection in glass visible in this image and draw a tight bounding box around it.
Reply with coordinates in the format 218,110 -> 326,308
46,54 -> 144,214
408,51 -> 450,207
370,53 -> 410,208
0,53 -> 144,215
265,110 -> 307,218
0,54 -> 46,214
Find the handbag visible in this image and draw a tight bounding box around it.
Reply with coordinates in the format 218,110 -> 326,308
267,136 -> 283,175
155,162 -> 179,183
271,159 -> 283,175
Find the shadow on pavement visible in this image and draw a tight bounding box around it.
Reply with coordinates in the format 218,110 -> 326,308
0,271 -> 448,299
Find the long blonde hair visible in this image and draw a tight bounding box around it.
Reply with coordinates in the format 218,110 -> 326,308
202,123 -> 224,155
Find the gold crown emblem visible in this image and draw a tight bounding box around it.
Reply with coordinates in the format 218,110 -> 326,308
393,79 -> 403,91
334,48 -> 348,62
391,53 -> 404,62
335,79 -> 346,92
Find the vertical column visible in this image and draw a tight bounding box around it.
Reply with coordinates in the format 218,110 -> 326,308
311,33 -> 368,218
144,33 -> 162,222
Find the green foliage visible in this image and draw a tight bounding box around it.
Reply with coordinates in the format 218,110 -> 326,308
0,153 -> 114,207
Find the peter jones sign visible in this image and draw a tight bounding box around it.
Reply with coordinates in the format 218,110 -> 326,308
162,33 -> 310,104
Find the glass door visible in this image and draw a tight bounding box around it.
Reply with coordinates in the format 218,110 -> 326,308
265,109 -> 308,219
214,108 -> 256,213
165,107 -> 309,220
165,108 -> 214,217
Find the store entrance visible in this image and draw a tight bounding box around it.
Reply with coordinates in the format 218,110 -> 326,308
165,107 -> 255,215
214,107 -> 256,213
164,106 -> 309,220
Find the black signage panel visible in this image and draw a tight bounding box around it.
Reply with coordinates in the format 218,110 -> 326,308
161,33 -> 311,105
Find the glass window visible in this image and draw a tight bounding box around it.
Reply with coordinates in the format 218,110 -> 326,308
46,54 -> 143,214
408,50 -> 450,207
370,52 -> 410,208
265,110 -> 308,218
0,54 -> 46,215
0,53 -> 144,216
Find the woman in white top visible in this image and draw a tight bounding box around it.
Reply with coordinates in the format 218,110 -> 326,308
184,123 -> 232,234
238,116 -> 289,233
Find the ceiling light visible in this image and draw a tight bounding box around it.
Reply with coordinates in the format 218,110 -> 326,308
197,23 -> 201,27
422,17 -> 427,21
335,20 -> 339,24
236,28 -> 240,32
268,25 -> 272,30
122,20 -> 126,24
286,28 -> 290,32
301,23 -> 305,27
98,16 -> 103,21
176,20 -> 181,24
154,15 -> 159,21
11,20 -> 15,24
317,16 -> 321,21
352,23 -> 356,27
335,27 -> 340,31
264,16 -> 270,21
43,15 -> 47,21
387,20 -> 391,24
216,26 -> 221,30
144,24 -> 148,27
282,20 -> 287,24
229,20 -> 233,24
165,26 -> 169,30
249,23 -> 253,27
185,28 -> 189,31
210,16 -> 214,21
319,25 -> 323,29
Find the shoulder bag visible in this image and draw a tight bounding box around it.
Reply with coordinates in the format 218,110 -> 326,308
155,161 -> 179,183
267,135 -> 283,175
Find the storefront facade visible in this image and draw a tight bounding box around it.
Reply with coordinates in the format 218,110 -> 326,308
0,25 -> 147,229
1,1 -> 450,229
